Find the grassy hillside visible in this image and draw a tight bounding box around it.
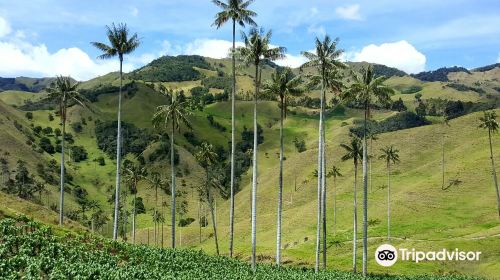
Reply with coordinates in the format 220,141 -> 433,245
0,58 -> 499,278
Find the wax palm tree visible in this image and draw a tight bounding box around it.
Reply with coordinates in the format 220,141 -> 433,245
441,112 -> 450,190
301,35 -> 345,272
327,165 -> 342,235
236,27 -> 285,271
212,0 -> 257,258
91,23 -> 140,240
152,90 -> 191,248
479,110 -> 499,218
195,142 -> 220,255
263,67 -> 302,266
341,136 -> 362,273
47,76 -> 84,226
378,145 -> 400,241
148,172 -> 167,245
343,66 -> 393,276
125,164 -> 146,244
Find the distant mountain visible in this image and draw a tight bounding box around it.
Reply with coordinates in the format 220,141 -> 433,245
411,66 -> 470,82
130,55 -> 215,82
346,62 -> 407,77
472,63 -> 500,72
0,77 -> 56,92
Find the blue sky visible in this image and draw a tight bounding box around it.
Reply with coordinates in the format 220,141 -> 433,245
0,0 -> 499,80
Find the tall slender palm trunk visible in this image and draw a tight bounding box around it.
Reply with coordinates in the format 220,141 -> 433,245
333,176 -> 337,235
315,78 -> 325,273
113,57 -> 124,240
229,18 -> 237,259
276,97 -> 284,266
171,123 -> 176,248
442,133 -> 445,190
488,130 -> 500,218
353,163 -> 358,273
251,64 -> 259,272
132,191 -> 136,244
207,185 -> 220,255
387,163 -> 391,241
362,105 -> 369,277
321,89 -> 327,270
59,100 -> 66,226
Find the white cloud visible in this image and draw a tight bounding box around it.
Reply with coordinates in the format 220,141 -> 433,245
130,7 -> 139,17
0,16 -> 136,80
307,24 -> 326,37
497,53 -> 500,63
0,17 -> 11,37
335,4 -> 362,21
345,40 -> 426,74
184,39 -> 244,59
274,54 -> 308,68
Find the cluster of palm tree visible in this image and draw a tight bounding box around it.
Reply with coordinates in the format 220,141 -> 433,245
47,1 -> 499,277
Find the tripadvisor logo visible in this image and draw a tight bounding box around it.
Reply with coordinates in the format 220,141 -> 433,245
375,244 -> 481,267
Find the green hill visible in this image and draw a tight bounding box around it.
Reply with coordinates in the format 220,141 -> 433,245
0,57 -> 499,278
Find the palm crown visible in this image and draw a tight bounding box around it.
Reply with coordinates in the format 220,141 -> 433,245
343,65 -> 394,109
301,36 -> 345,77
91,23 -> 140,61
152,92 -> 192,132
212,0 -> 257,29
379,145 -> 400,166
195,142 -> 219,169
263,67 -> 302,115
47,76 -> 83,121
479,110 -> 499,133
327,165 -> 343,179
237,27 -> 286,67
340,136 -> 363,165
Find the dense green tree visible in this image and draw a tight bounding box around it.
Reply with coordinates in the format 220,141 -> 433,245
236,27 -> 285,271
91,23 -> 140,240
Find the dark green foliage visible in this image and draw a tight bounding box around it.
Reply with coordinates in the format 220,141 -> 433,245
400,85 -> 422,94
36,163 -> 57,185
42,126 -> 53,135
183,131 -> 202,147
416,101 -> 427,117
447,83 -> 486,94
472,63 -> 500,72
293,96 -> 321,108
0,77 -> 30,91
39,137 -> 55,154
371,64 -> 406,77
97,156 -> 106,166
412,66 -> 470,82
132,197 -> 146,214
201,75 -> 232,92
148,142 -> 179,165
25,112 -> 33,120
293,137 -> 306,153
79,82 -> 138,102
72,122 -> 83,133
3,161 -> 36,199
131,55 -> 213,82
350,111 -> 430,137
207,115 -> 227,132
71,146 -> 88,162
33,126 -> 42,134
391,98 -> 407,112
0,217 -> 481,279
48,113 -> 54,121
179,217 -> 195,227
239,125 -> 264,152
54,128 -> 61,137
95,121 -> 153,158
19,98 -> 59,111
